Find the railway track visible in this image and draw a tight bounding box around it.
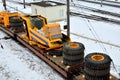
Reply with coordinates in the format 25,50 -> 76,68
54,0 -> 120,24
97,0 -> 120,6
6,0 -> 31,6
70,12 -> 120,25
55,0 -> 120,18
72,3 -> 120,18
78,0 -> 120,8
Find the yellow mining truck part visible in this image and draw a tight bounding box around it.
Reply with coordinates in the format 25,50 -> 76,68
0,11 -> 70,50
21,15 -> 70,50
0,10 -> 20,27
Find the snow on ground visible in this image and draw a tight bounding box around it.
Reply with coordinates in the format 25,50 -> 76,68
0,31 -> 64,80
69,16 -> 120,46
0,0 -> 120,79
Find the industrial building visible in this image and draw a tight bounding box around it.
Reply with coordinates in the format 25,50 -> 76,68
31,1 -> 66,22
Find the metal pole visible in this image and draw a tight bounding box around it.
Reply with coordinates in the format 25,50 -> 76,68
23,0 -> 26,8
67,0 -> 70,37
100,0 -> 103,7
2,0 -> 7,10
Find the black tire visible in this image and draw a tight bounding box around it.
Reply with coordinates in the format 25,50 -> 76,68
84,53 -> 111,80
63,53 -> 84,60
85,53 -> 112,70
48,48 -> 63,56
10,21 -> 23,27
63,58 -> 84,66
84,66 -> 110,76
63,42 -> 85,55
10,17 -> 24,32
10,17 -> 23,23
85,73 -> 110,80
63,42 -> 85,66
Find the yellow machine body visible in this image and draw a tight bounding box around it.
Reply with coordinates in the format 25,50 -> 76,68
22,15 -> 70,50
0,11 -> 20,27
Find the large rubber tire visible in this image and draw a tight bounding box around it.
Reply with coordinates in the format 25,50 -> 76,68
10,17 -> 23,27
84,66 -> 110,76
84,53 -> 111,80
63,42 -> 85,66
10,17 -> 23,23
48,48 -> 63,56
10,17 -> 24,32
63,53 -> 84,60
63,42 -> 85,55
85,72 -> 110,80
85,53 -> 112,70
63,58 -> 84,66
10,21 -> 23,27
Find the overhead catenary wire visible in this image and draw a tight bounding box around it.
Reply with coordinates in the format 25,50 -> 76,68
88,19 -> 108,53
84,18 -> 108,53
111,60 -> 120,79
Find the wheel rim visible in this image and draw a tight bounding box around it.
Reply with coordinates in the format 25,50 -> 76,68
68,43 -> 79,48
91,54 -> 104,61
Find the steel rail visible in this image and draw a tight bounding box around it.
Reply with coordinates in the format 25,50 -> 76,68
97,0 -> 120,5
78,0 -> 120,8
6,0 -> 31,6
70,12 -> 120,25
72,3 -> 120,18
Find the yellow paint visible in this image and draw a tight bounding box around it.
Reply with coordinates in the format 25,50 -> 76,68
91,54 -> 105,61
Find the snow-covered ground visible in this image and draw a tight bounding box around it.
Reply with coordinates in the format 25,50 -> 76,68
0,0 -> 120,80
0,32 -> 64,80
